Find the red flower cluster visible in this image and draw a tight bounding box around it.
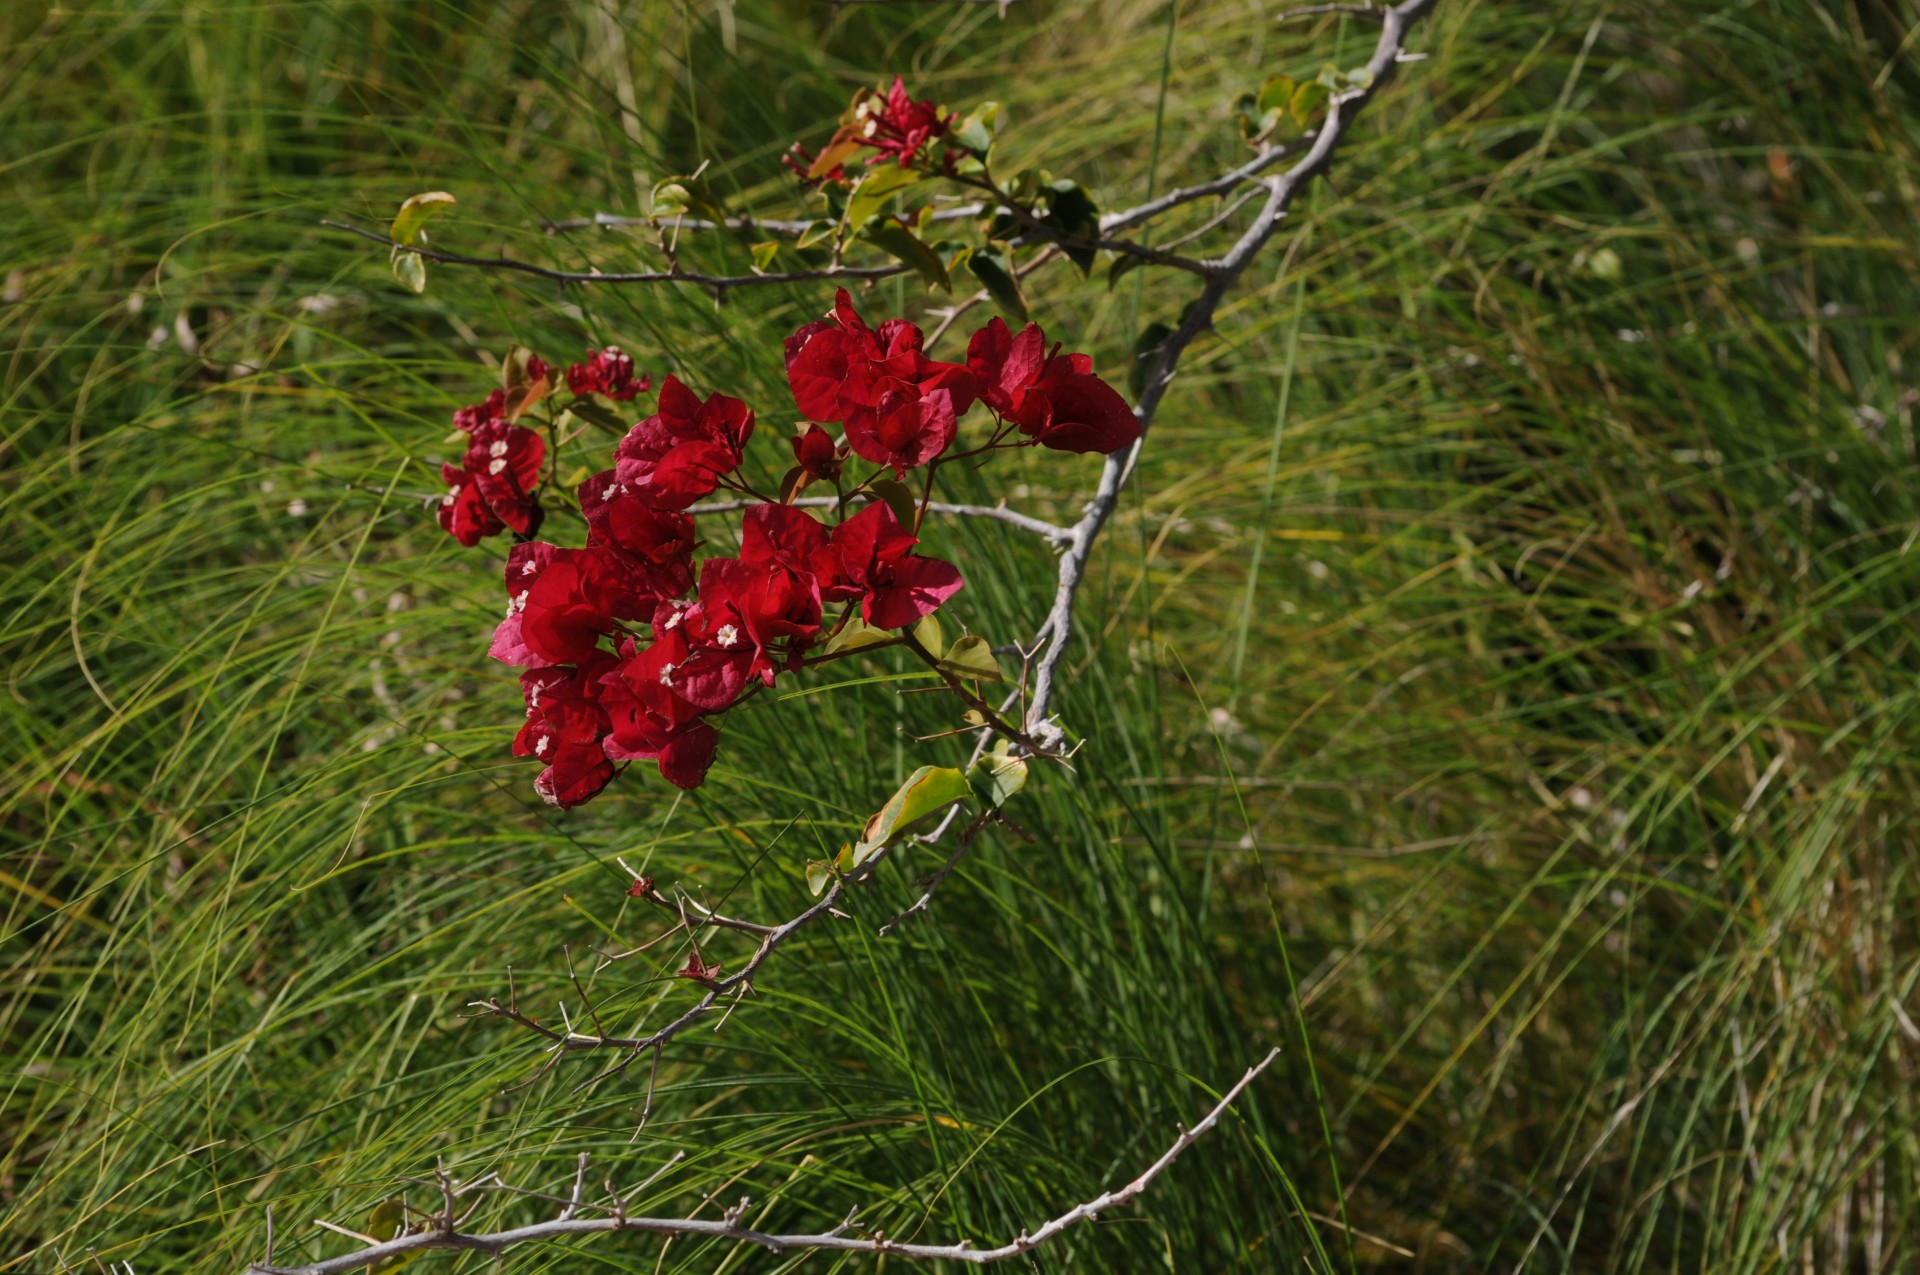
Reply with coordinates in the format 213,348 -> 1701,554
783,77 -> 957,185
567,345 -> 648,401
434,298 -> 1137,808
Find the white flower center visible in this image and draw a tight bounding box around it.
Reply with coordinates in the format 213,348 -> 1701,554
658,662 -> 676,686
488,439 -> 509,458
715,624 -> 740,648
487,458 -> 508,476
534,736 -> 549,756
521,559 -> 539,575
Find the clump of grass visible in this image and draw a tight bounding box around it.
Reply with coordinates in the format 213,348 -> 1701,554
3,0 -> 1916,1271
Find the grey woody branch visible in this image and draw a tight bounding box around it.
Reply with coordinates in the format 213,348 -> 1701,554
244,1049 -> 1278,1274
1021,0 -> 1436,740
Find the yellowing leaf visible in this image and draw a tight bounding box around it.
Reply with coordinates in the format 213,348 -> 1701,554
912,612 -> 946,656
823,616 -> 895,656
972,739 -> 1027,808
367,1199 -> 417,1270
846,765 -> 973,869
936,635 -> 1005,683
388,192 -> 455,295
845,164 -> 928,237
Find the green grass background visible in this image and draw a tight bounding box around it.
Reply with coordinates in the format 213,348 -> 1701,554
5,0 -> 1919,1270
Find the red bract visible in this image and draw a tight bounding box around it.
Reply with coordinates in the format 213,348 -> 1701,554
966,317 -> 1142,454
438,420 -> 545,546
578,471 -> 696,600
614,375 -> 754,509
453,388 -> 506,433
814,501 -> 964,630
497,543 -> 666,669
847,381 -> 956,475
566,346 -> 649,401
790,423 -> 842,482
514,658 -> 617,809
785,290 -> 975,470
601,638 -> 722,791
858,77 -> 954,168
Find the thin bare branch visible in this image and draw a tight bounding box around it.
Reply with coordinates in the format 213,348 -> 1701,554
686,494 -> 1072,543
1022,0 -> 1436,740
1276,2 -> 1386,22
244,1049 -> 1278,1274
320,220 -> 908,292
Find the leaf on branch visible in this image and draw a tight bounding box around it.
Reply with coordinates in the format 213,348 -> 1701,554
501,344 -> 551,422
750,240 -> 781,272
367,1200 -> 418,1270
936,635 -> 1005,683
565,396 -> 628,434
967,243 -> 1028,322
971,737 -> 1027,808
869,477 -> 920,528
1290,79 -> 1331,127
864,219 -> 950,291
952,100 -> 1003,156
912,611 -> 946,655
805,857 -> 837,896
388,190 -> 454,294
651,173 -> 731,226
1039,178 -> 1101,276
845,164 -> 928,238
823,615 -> 895,655
844,765 -> 973,870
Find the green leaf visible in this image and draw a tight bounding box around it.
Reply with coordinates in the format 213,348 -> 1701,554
1129,321 -> 1174,402
823,616 -> 896,656
1256,76 -> 1296,116
869,478 -> 919,528
845,765 -> 973,869
845,164 -> 927,237
388,191 -> 454,294
936,635 -> 1005,683
967,244 -> 1027,323
912,612 -> 946,655
971,738 -> 1027,808
1290,80 -> 1330,126
864,220 -> 950,292
750,240 -> 780,272
952,100 -> 1002,154
650,174 -> 731,225
367,1200 -> 417,1270
1040,179 -> 1100,276
565,397 -> 629,434
805,858 -> 835,896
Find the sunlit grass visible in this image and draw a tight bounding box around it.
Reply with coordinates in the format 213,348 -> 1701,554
3,0 -> 1917,1270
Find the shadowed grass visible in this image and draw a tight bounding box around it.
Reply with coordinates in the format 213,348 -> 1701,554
4,0 -> 1918,1271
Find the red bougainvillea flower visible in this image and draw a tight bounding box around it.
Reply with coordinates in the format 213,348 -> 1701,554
600,637 -> 722,791
784,290 -> 976,424
438,462 -> 505,546
566,346 -> 649,401
438,419 -> 546,546
514,656 -> 617,808
966,316 -> 1142,455
846,381 -> 957,475
856,77 -> 955,168
453,388 -> 506,433
577,471 -> 697,600
495,543 -> 668,669
791,423 -> 843,482
813,501 -> 963,630
614,375 -> 754,509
